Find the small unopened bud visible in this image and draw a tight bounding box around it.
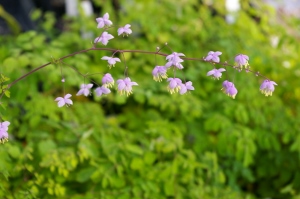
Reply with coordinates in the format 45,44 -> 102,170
156,47 -> 160,50
255,72 -> 260,77
165,42 -> 168,45
61,78 -> 65,82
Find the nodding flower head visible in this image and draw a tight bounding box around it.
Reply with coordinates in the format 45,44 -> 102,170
152,66 -> 168,82
260,80 -> 277,96
0,121 -> 10,144
102,73 -> 114,88
167,78 -> 182,94
235,54 -> 249,70
101,56 -> 121,69
117,77 -> 138,96
179,81 -> 195,95
207,68 -> 226,80
95,86 -> 111,97
76,84 -> 93,97
222,80 -> 238,99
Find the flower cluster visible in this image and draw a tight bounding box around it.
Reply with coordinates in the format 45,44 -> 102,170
166,78 -> 194,94
0,12 -> 280,145
204,51 -> 277,99
94,13 -> 132,46
0,121 -> 10,143
150,51 -> 195,95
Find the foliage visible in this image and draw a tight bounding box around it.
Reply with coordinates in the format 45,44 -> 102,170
0,0 -> 300,198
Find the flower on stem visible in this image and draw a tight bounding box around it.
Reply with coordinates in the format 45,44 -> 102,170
118,24 -> 132,36
76,84 -> 93,96
0,121 -> 10,144
94,32 -> 114,45
165,52 -> 185,69
204,51 -> 222,63
180,81 -> 195,95
207,68 -> 226,79
102,73 -> 114,87
221,80 -> 238,99
101,56 -> 120,69
55,94 -> 73,107
152,66 -> 167,82
96,13 -> 113,28
260,80 -> 277,96
167,78 -> 182,94
95,86 -> 111,96
117,77 -> 138,96
235,54 -> 249,70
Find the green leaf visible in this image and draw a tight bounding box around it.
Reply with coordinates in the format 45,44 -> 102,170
76,167 -> 96,183
124,144 -> 143,155
130,158 -> 144,170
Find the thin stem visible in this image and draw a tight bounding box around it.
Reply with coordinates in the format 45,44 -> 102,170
0,47 -> 269,100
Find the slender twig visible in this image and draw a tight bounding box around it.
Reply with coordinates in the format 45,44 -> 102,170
0,47 -> 268,100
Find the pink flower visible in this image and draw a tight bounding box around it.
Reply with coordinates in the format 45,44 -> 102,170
101,56 -> 120,68
180,81 -> 195,95
117,77 -> 138,96
96,13 -> 113,28
221,80 -> 238,99
55,94 -> 73,107
95,86 -> 111,96
260,80 -> 277,96
207,68 -> 226,79
118,24 -> 132,36
204,51 -> 222,63
152,66 -> 167,82
167,78 -> 182,94
94,32 -> 114,45
0,121 -> 10,144
102,73 -> 114,87
76,84 -> 93,96
235,54 -> 249,69
165,52 -> 185,69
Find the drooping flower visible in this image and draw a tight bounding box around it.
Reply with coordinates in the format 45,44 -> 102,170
101,56 -> 120,68
55,94 -> 73,107
207,68 -> 226,79
235,54 -> 249,69
117,77 -> 138,96
180,81 -> 195,95
94,32 -> 114,45
102,73 -> 114,87
118,24 -> 132,36
204,51 -> 222,63
0,121 -> 10,144
96,13 -> 113,28
95,86 -> 111,96
260,80 -> 277,96
152,66 -> 167,82
221,80 -> 238,99
76,84 -> 93,96
165,52 -> 185,69
167,78 -> 182,94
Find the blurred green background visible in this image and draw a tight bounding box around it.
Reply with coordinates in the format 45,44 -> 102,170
0,0 -> 300,198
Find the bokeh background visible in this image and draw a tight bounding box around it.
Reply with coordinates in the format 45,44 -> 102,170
0,0 -> 300,198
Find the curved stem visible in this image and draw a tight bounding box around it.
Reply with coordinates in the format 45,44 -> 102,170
0,47 -> 268,99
